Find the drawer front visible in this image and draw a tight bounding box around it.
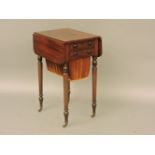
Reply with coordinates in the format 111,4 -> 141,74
70,49 -> 93,58
69,40 -> 95,59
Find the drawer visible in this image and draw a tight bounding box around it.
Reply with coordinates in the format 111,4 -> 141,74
70,40 -> 95,51
69,40 -> 95,59
70,49 -> 93,58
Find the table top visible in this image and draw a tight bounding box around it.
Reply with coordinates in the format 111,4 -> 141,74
33,28 -> 102,64
35,28 -> 99,43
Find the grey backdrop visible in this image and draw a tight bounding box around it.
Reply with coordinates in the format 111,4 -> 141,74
0,20 -> 155,134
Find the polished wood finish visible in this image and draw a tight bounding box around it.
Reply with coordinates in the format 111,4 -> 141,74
92,57 -> 97,117
36,28 -> 99,42
68,79 -> 70,103
46,60 -> 63,76
33,28 -> 102,127
38,56 -> 43,112
46,57 -> 90,80
68,57 -> 90,80
63,63 -> 69,127
33,28 -> 102,64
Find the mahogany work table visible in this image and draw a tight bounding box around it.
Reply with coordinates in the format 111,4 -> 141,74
33,28 -> 102,127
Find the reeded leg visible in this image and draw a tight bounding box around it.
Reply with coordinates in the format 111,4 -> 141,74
38,56 -> 43,112
91,56 -> 97,117
68,79 -> 70,103
63,63 -> 69,127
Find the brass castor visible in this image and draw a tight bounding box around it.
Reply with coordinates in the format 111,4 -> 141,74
62,111 -> 69,128
38,96 -> 43,112
91,104 -> 96,118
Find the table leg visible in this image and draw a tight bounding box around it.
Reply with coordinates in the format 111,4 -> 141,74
68,79 -> 70,103
91,56 -> 97,117
38,56 -> 43,112
63,63 -> 69,127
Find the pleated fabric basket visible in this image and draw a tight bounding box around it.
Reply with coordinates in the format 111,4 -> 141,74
46,57 -> 90,80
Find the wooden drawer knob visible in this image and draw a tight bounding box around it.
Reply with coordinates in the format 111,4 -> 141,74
73,44 -> 78,49
72,51 -> 78,56
88,41 -> 93,48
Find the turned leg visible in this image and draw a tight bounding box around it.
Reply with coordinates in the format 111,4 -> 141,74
68,79 -> 70,103
91,56 -> 97,117
38,56 -> 43,112
63,63 -> 69,127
